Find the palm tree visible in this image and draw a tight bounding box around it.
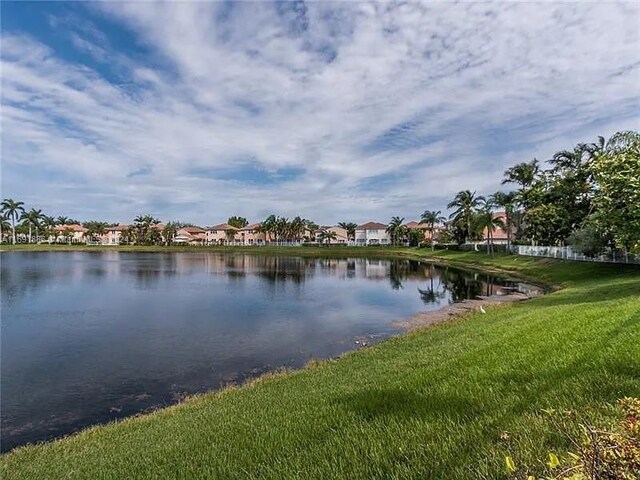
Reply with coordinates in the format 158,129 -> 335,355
225,228 -> 236,245
258,214 -> 278,243
132,214 -> 161,245
475,207 -> 505,256
502,159 -> 540,189
386,216 -> 406,246
304,220 -> 319,242
338,222 -> 357,241
56,216 -> 70,225
21,208 -> 43,243
318,229 -> 337,245
289,216 -> 306,242
62,226 -> 75,245
0,213 -> 10,243
40,215 -> 56,242
447,191 -> 485,242
1,199 -> 25,244
419,210 -> 446,251
85,221 -> 109,244
488,191 -> 517,252
162,222 -> 179,246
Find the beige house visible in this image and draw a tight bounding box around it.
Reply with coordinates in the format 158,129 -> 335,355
404,221 -> 441,242
174,227 -> 207,245
237,223 -> 266,245
51,224 -> 88,244
101,225 -> 129,245
315,226 -> 349,244
206,224 -> 239,245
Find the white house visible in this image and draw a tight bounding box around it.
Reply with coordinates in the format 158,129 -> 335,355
354,222 -> 390,246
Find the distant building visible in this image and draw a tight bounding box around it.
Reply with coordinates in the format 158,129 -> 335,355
315,226 -> 349,244
102,225 -> 129,245
205,224 -> 239,245
481,212 -> 513,244
174,227 -> 207,246
404,221 -> 441,242
50,224 -> 88,244
237,223 -> 266,246
354,222 -> 390,246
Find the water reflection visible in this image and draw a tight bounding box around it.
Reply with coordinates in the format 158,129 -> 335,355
1,252 -> 519,451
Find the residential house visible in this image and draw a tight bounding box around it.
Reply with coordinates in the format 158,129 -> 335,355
315,226 -> 349,244
206,224 -> 239,245
51,224 -> 88,244
237,223 -> 266,245
101,225 -> 129,245
354,222 -> 390,246
482,211 -> 513,245
173,227 -> 207,245
404,221 -> 441,242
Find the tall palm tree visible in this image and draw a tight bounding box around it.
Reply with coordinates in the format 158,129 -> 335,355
386,216 -> 406,246
162,222 -> 179,246
40,215 -> 56,243
1,199 -> 25,244
475,207 -> 505,256
21,208 -> 43,243
488,191 -> 517,252
289,216 -> 306,242
338,222 -> 357,241
304,220 -> 319,242
318,229 -> 337,245
419,210 -> 446,251
85,221 -> 108,244
56,216 -> 70,225
0,212 -> 10,243
447,191 -> 485,242
502,159 -> 540,189
258,214 -> 278,242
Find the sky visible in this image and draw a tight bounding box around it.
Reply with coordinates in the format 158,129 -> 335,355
2,1 -> 639,226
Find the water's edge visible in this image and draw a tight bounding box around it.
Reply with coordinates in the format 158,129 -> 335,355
1,251 -> 551,453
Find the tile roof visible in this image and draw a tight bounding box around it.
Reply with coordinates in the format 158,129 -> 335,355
53,224 -> 88,232
208,223 -> 237,230
180,226 -> 206,234
356,221 -> 387,230
238,223 -> 261,231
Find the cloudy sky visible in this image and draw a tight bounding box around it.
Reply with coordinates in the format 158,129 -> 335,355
2,1 -> 639,225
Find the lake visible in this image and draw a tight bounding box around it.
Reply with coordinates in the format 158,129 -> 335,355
1,251 -> 518,451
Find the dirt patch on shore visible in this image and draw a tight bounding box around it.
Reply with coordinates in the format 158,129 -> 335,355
393,290 -> 539,330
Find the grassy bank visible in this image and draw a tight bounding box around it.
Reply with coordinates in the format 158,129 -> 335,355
2,250 -> 639,479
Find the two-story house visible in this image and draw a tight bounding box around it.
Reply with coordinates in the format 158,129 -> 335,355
354,222 -> 390,246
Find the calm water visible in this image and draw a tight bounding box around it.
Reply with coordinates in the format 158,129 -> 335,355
1,251 -> 518,451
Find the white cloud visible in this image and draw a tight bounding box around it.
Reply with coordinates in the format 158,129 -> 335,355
2,1 -> 639,224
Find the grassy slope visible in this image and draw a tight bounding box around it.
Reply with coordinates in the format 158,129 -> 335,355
2,250 -> 639,479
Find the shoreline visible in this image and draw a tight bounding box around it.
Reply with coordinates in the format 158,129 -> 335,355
393,290 -> 536,330
2,250 -> 549,453
3,250 -> 639,480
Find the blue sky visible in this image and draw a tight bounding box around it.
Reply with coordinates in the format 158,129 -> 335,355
2,1 -> 639,225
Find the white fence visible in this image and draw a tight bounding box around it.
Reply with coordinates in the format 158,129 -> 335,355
514,245 -> 640,264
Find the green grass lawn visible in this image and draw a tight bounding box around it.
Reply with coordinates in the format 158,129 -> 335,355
2,249 -> 639,479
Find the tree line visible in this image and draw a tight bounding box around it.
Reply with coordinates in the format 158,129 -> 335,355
2,130 -> 638,255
